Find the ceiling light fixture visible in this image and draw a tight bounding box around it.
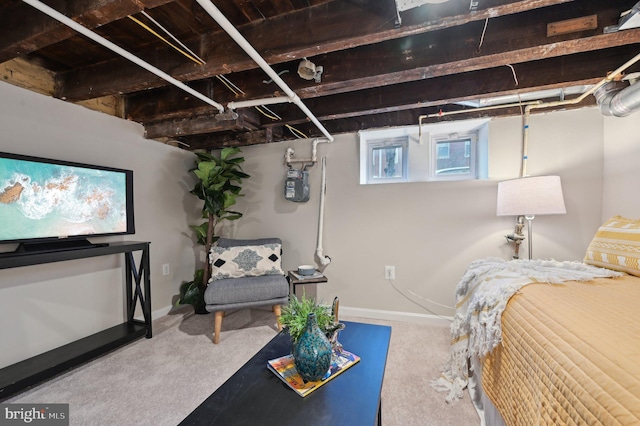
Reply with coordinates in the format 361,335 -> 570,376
297,58 -> 323,83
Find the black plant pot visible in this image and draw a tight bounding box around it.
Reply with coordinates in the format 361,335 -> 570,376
194,304 -> 209,315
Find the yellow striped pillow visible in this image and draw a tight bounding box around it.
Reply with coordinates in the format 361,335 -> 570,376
584,216 -> 640,277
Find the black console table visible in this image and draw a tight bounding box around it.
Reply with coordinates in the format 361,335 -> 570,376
0,241 -> 151,400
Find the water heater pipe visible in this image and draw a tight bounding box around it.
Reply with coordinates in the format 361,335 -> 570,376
195,0 -> 335,142
21,0 -> 225,113
316,156 -> 331,266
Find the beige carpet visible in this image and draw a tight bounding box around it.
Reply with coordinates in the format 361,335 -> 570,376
5,307 -> 479,425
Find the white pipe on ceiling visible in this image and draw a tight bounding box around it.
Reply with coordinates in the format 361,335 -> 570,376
195,0 -> 335,142
227,96 -> 292,110
21,0 -> 225,113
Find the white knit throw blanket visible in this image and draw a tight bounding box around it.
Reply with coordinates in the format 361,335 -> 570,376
431,257 -> 623,403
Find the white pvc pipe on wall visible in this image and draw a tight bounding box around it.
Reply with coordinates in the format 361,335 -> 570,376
316,157 -> 331,266
22,0 -> 225,113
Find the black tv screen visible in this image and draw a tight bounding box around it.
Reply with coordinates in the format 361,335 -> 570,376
0,152 -> 134,252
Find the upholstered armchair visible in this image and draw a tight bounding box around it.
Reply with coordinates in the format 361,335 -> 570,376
204,237 -> 289,344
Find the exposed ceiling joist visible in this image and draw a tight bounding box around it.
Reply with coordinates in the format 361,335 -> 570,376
1,0 -> 638,150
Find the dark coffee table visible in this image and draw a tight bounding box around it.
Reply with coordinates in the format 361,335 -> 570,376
180,320 -> 392,426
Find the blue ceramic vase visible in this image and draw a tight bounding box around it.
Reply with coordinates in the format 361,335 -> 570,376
293,312 -> 332,382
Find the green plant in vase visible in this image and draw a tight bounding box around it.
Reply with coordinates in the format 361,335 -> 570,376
279,293 -> 335,343
279,293 -> 345,343
280,293 -> 346,381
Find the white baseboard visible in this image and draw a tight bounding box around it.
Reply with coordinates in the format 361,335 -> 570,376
152,304 -> 176,318
339,306 -> 452,326
134,304 -> 178,322
145,304 -> 452,327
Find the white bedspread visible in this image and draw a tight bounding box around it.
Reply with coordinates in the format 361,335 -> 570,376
432,257 -> 622,403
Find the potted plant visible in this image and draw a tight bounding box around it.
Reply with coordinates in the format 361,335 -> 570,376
279,294 -> 336,344
279,293 -> 345,381
177,147 -> 250,313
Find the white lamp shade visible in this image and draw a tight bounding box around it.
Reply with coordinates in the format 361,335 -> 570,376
496,175 -> 567,216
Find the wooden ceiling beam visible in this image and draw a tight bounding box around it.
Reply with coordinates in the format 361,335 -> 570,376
55,0 -> 572,101
0,0 -> 174,63
286,96 -> 597,139
170,94 -> 597,150
144,109 -> 260,138
124,26 -> 640,123
263,45 -> 640,124
294,1 -> 633,98
140,45 -> 637,140
181,126 -> 285,151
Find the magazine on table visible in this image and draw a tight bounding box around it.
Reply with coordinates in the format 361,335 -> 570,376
267,349 -> 360,397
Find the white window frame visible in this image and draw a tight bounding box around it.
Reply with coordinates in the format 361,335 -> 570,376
359,118 -> 488,184
429,131 -> 478,181
366,136 -> 409,184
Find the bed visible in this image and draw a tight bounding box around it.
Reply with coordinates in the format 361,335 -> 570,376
435,216 -> 640,425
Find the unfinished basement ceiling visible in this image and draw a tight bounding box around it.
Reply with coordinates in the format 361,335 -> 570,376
1,0 -> 639,151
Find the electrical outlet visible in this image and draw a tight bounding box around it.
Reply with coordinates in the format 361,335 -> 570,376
162,263 -> 170,276
384,266 -> 395,280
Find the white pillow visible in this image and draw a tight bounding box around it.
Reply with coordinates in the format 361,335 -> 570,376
210,243 -> 284,281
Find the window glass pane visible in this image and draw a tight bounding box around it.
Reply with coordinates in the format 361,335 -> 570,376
437,143 -> 450,159
371,145 -> 403,179
435,139 -> 471,175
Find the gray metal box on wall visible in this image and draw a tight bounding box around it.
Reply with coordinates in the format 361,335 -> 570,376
284,169 -> 310,202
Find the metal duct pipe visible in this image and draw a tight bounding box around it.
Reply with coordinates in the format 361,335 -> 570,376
22,0 -> 225,113
195,0 -> 334,142
594,80 -> 640,117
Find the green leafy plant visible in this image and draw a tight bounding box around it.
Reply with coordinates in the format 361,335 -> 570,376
177,269 -> 205,313
279,293 -> 335,343
176,148 -> 250,312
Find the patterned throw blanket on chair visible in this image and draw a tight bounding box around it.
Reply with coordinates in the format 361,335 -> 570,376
432,257 -> 622,403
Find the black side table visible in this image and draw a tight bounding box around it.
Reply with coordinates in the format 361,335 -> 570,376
287,270 -> 327,296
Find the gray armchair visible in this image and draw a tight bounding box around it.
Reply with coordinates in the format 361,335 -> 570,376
204,237 -> 289,344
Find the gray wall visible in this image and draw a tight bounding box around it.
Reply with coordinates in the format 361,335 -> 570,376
602,114 -> 640,220
1,77 -> 637,368
224,108 -> 610,321
0,82 -> 200,368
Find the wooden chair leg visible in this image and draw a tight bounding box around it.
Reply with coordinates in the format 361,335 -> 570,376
273,304 -> 283,331
214,311 -> 224,344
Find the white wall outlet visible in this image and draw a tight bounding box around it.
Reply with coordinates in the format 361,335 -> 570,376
384,265 -> 395,280
162,263 -> 170,276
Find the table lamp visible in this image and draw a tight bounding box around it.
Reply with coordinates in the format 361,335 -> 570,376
496,175 -> 566,260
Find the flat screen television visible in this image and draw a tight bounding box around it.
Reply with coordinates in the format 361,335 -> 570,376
0,151 -> 134,254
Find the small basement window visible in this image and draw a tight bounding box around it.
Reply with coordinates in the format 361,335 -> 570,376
359,118 -> 488,184
366,136 -> 409,184
430,132 -> 478,181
